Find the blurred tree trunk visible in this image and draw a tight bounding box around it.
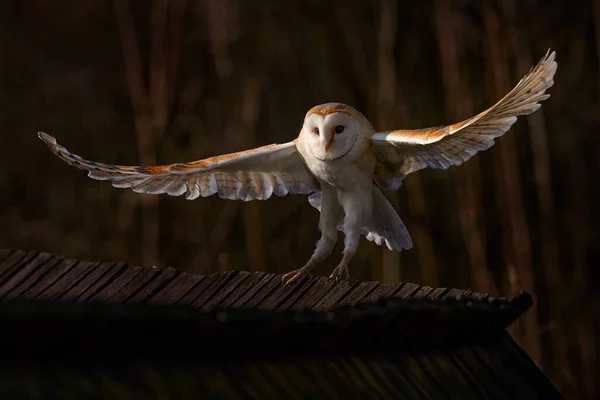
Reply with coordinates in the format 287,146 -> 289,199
374,0 -> 401,283
483,2 -> 541,366
237,75 -> 266,273
508,4 -> 569,389
114,0 -> 187,267
567,40 -> 596,398
193,0 -> 267,274
433,0 -> 494,294
189,72 -> 264,275
374,0 -> 438,285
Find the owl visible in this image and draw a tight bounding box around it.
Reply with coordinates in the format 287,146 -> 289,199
39,50 -> 557,284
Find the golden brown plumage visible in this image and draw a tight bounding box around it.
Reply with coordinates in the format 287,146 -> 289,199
38,132 -> 318,201
371,49 -> 557,189
306,103 -> 369,122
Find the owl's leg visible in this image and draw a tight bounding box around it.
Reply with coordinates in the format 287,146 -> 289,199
282,188 -> 338,285
330,189 -> 370,280
329,251 -> 354,280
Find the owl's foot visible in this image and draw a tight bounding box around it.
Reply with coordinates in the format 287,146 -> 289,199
329,251 -> 354,281
329,264 -> 350,281
282,263 -> 314,285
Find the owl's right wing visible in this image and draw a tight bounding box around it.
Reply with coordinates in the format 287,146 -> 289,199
370,49 -> 557,190
38,132 -> 319,201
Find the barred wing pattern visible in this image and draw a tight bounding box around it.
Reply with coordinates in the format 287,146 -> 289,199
38,132 -> 319,201
371,50 -> 557,190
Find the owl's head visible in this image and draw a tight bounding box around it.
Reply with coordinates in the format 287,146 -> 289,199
300,103 -> 374,161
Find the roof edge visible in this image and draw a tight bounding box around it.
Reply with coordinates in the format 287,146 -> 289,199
0,291 -> 533,361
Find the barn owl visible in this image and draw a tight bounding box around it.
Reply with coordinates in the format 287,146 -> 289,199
39,50 -> 557,284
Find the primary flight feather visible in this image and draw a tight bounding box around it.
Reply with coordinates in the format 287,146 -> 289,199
39,50 -> 557,283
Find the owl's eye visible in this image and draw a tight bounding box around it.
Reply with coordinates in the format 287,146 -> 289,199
334,125 -> 344,134
314,127 -> 320,135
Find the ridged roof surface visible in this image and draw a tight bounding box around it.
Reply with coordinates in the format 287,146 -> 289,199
0,248 -> 526,312
0,248 -> 562,400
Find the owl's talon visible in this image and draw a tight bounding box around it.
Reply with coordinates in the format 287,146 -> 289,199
329,264 -> 350,281
282,266 -> 313,285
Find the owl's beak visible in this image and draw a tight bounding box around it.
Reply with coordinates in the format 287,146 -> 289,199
324,134 -> 335,153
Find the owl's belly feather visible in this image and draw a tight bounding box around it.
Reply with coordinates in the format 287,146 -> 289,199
308,159 -> 360,189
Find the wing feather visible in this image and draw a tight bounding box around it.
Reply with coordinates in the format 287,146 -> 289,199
38,132 -> 319,201
371,49 -> 557,189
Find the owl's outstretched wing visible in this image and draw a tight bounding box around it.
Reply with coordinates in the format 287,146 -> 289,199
38,132 -> 319,201
371,49 -> 557,190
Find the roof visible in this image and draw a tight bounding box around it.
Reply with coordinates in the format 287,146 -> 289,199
2,326 -> 560,400
0,248 -> 532,353
0,248 -> 562,399
0,248 -> 525,311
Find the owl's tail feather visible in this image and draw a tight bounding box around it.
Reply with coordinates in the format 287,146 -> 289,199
364,187 -> 413,251
307,188 -> 413,252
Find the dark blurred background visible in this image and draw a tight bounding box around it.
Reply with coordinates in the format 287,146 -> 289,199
0,0 -> 598,398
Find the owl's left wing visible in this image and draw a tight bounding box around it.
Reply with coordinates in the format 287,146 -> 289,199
38,132 -> 319,201
371,49 -> 557,190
